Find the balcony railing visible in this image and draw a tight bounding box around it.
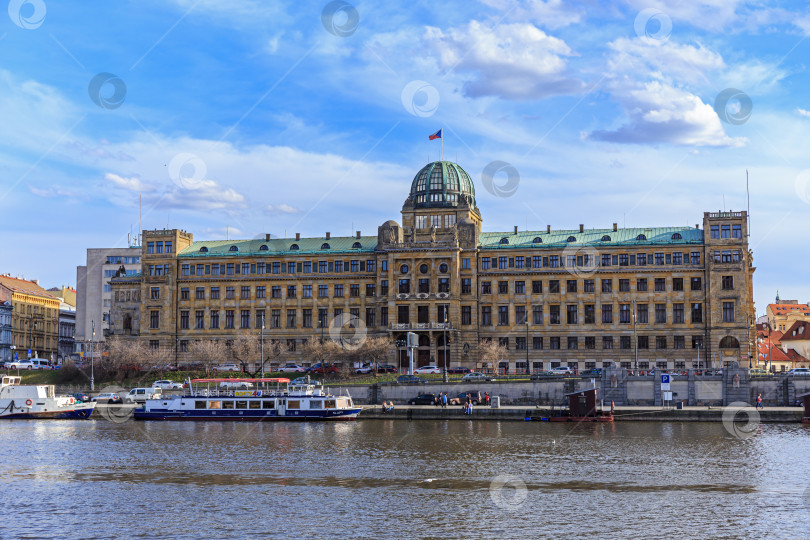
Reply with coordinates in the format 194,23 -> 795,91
389,322 -> 452,331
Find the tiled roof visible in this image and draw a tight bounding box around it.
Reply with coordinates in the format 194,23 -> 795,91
758,342 -> 791,363
479,226 -> 702,249
785,349 -> 809,363
768,303 -> 810,315
0,275 -> 56,299
179,236 -> 377,257
780,321 -> 810,341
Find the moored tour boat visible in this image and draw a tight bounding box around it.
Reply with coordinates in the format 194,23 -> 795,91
133,378 -> 362,421
0,376 -> 95,419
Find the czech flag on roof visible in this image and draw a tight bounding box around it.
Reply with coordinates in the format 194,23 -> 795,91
429,129 -> 442,140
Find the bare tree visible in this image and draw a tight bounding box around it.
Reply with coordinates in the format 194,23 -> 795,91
302,339 -> 343,375
106,337 -> 152,380
478,338 -> 507,374
231,334 -> 260,374
188,339 -> 227,374
356,336 -> 394,376
258,339 -> 287,376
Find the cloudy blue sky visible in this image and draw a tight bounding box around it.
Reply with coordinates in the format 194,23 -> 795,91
1,0 -> 809,313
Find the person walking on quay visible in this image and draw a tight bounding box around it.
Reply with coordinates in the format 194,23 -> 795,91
441,392 -> 447,408
484,392 -> 490,406
756,393 -> 763,410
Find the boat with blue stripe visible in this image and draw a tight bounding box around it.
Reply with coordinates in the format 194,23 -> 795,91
133,377 -> 361,421
0,376 -> 95,419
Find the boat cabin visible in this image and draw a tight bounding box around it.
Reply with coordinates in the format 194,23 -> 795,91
798,391 -> 810,424
565,387 -> 599,418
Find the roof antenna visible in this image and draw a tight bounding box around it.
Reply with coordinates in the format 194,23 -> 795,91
746,169 -> 751,238
227,225 -> 229,240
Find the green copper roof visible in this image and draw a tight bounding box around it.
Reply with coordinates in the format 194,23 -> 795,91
410,161 -> 476,209
479,226 -> 703,249
179,236 -> 378,257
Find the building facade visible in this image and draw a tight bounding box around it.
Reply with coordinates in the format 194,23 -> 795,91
0,300 -> 12,364
110,161 -> 756,371
76,247 -> 141,359
0,275 -> 60,361
766,298 -> 810,332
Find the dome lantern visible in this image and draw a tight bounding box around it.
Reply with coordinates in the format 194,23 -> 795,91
408,161 -> 476,209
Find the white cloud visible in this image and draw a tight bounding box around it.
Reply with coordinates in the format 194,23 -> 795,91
796,108 -> 810,118
608,38 -> 725,86
423,21 -> 584,100
105,173 -> 155,192
266,203 -> 301,215
623,0 -> 744,32
478,0 -> 582,29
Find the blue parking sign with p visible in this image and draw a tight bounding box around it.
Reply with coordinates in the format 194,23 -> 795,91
661,374 -> 670,384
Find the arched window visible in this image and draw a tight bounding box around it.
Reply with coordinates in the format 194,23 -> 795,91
259,245 -> 268,251
719,336 -> 740,348
400,264 -> 409,274
199,246 -> 208,253
439,263 -> 449,273
566,236 -> 576,242
601,235 -> 611,241
289,244 -> 299,251
499,237 -> 509,245
636,234 -> 647,241
532,237 -> 542,244
321,243 -> 330,250
352,242 -> 362,249
419,264 -> 429,274
671,233 -> 682,240
229,245 -> 238,252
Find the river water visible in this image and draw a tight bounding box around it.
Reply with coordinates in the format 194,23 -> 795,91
1,419 -> 808,539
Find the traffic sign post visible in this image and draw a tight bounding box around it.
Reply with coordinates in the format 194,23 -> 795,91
661,373 -> 671,391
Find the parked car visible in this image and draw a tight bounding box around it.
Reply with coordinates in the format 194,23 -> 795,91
278,363 -> 306,373
547,367 -> 575,375
290,377 -> 318,385
580,368 -> 603,377
177,362 -> 204,371
448,391 -> 482,405
71,392 -> 91,403
748,369 -> 769,377
787,368 -> 810,376
212,363 -> 240,372
219,381 -> 253,390
408,393 -> 438,405
396,374 -> 422,384
93,393 -> 123,404
447,366 -> 472,374
7,359 -> 51,370
377,364 -> 397,374
354,364 -> 374,374
414,365 -> 440,374
152,380 -> 184,390
461,372 -> 494,382
124,388 -> 161,404
306,363 -> 339,374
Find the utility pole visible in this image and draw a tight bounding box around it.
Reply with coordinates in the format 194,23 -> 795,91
90,319 -> 95,391
633,300 -> 638,371
260,324 -> 265,378
442,314 -> 448,383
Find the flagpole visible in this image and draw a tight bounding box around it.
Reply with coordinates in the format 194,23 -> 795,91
441,130 -> 444,161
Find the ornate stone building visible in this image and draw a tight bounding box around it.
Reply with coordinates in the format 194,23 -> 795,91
110,161 -> 756,371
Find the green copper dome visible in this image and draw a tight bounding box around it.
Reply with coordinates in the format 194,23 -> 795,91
409,161 -> 476,209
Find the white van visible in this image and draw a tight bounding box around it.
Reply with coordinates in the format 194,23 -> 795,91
125,387 -> 162,403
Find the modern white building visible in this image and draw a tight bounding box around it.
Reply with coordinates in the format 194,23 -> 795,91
76,247 -> 141,358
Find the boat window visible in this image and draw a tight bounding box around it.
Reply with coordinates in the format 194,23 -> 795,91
195,401 -> 206,409
310,401 -> 323,409
336,398 -> 348,408
249,400 -> 261,409
222,401 -> 234,409
287,400 -> 300,409
325,400 -> 336,409
235,401 -> 248,409
262,400 -> 275,409
209,401 -> 221,409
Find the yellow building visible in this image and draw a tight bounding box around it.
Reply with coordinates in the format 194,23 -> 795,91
0,275 -> 60,361
766,297 -> 810,332
110,161 -> 756,371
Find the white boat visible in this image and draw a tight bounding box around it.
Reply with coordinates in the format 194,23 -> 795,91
0,376 -> 95,419
134,377 -> 361,421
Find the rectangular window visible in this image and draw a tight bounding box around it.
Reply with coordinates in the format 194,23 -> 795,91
549,305 -> 560,325
567,337 -> 578,350
692,336 -> 703,350
550,337 -> 560,350
303,261 -> 311,274
225,310 -> 235,329
381,280 -> 389,296
619,336 -> 630,349
180,288 -> 189,300
196,287 -> 205,300
498,306 -> 509,326
532,280 -> 542,294
481,258 -> 491,270
302,285 -> 312,298
583,280 -> 594,293
287,285 -> 297,298
481,281 -> 492,294
227,263 -> 235,276
710,225 -> 720,239
319,285 -> 328,298
241,286 -> 250,300
155,241 -> 163,254
691,303 -> 703,323
365,308 -> 376,327
548,280 -> 560,294
180,311 -> 189,329
601,279 -> 612,293
584,336 -> 595,350
603,336 -> 614,349
438,278 -> 450,293
732,224 -> 742,238
366,283 -> 376,297
722,276 -> 734,290
721,225 -> 731,238
272,286 -> 281,298
257,262 -> 265,274
150,310 -> 159,329
532,305 -> 543,325
515,281 -> 526,294
673,303 -> 684,323
226,287 -> 235,299
655,304 -> 666,324
497,256 -> 506,270
673,252 -> 682,265
147,242 -> 155,254
674,336 -> 685,349
672,278 -> 683,291
532,256 -> 542,268
286,309 -> 296,328
655,253 -> 665,265
654,278 -> 666,292
584,304 -> 595,324
351,260 -> 359,273
481,306 -> 492,326
723,301 -> 735,322
255,286 -> 266,299
619,304 -> 631,324
549,256 -> 559,268
618,279 -> 630,292
461,306 -> 472,325
397,280 -> 409,294
656,336 -> 667,349
210,310 -> 219,329
690,252 -> 700,265
601,254 -> 611,267
461,278 -> 471,294
498,281 -> 508,294
637,304 -> 648,324
566,304 -> 578,325
567,280 -> 577,293
256,310 -> 265,329
533,337 -> 543,350
602,304 -> 613,323
181,264 -> 189,277
398,305 -> 410,324
638,336 -> 649,349
637,253 -> 647,266
302,309 -> 312,328
241,310 -> 250,329
318,308 -> 328,329
242,263 -> 250,275
350,284 -> 360,297
271,310 -> 280,329
691,277 -> 702,291
151,287 -> 160,300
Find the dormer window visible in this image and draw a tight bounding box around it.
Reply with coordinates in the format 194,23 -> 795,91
290,244 -> 299,251
566,236 -> 576,242
636,234 -> 647,241
259,245 -> 268,251
499,238 -> 509,245
532,237 -> 542,244
352,242 -> 362,249
199,246 -> 208,253
321,243 -> 330,250
229,245 -> 238,252
671,233 -> 682,240
601,235 -> 611,241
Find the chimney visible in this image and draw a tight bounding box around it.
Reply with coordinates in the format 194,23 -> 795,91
514,225 -> 518,234
695,224 -> 699,229
32,279 -> 39,285
295,233 -> 301,241
612,223 -> 618,231
325,232 -> 331,240
356,230 -> 361,239
265,234 -> 271,241
579,224 -> 584,233
546,225 -> 551,233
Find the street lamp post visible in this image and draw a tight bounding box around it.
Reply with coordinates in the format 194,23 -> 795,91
525,317 -> 529,374
260,324 -> 265,378
442,314 -> 448,383
633,300 -> 638,371
90,319 -> 95,391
